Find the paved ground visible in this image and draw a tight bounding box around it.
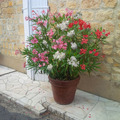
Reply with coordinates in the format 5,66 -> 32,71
0,65 -> 120,120
0,95 -> 63,120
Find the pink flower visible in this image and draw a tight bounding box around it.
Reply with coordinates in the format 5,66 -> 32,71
43,63 -> 46,66
53,39 -> 56,42
80,64 -> 86,70
36,31 -> 41,35
43,20 -> 47,27
25,16 -> 29,21
31,36 -> 38,44
47,29 -> 54,39
36,20 -> 43,25
39,64 -> 42,67
32,26 -> 37,31
65,8 -> 73,17
42,10 -> 45,14
32,57 -> 39,62
89,51 -> 93,54
32,49 -> 38,54
15,50 -> 20,55
23,62 -> 26,68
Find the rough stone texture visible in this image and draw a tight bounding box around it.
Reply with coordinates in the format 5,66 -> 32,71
81,11 -> 94,21
0,0 -> 24,60
103,0 -> 117,8
96,10 -> 113,21
81,0 -> 101,9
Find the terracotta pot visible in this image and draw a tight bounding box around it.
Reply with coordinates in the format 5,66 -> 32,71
49,76 -> 80,105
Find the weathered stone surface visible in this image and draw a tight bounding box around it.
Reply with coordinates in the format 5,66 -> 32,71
114,30 -> 120,39
101,74 -> 111,81
66,1 -> 77,9
18,24 -> 24,35
7,7 -> 14,14
81,11 -> 94,21
16,0 -> 22,5
98,63 -> 111,73
103,0 -> 117,8
91,22 -> 102,29
112,67 -> 120,74
0,25 -> 2,34
106,57 -> 113,63
1,2 -> 8,8
81,0 -> 101,9
115,41 -> 120,48
96,10 -> 113,21
112,74 -> 120,81
103,45 -> 113,55
103,22 -> 115,32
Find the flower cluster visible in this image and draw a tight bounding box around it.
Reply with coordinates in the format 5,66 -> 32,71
19,9 -> 110,80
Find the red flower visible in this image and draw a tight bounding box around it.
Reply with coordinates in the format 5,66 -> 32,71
68,23 -> 74,28
83,35 -> 88,38
80,48 -> 87,54
105,32 -> 110,37
95,29 -> 102,39
83,23 -> 91,29
94,52 -> 99,56
81,38 -> 88,44
80,64 -> 86,70
93,49 -> 96,52
74,21 -> 78,25
79,26 -> 83,30
89,51 -> 93,54
103,29 -> 105,32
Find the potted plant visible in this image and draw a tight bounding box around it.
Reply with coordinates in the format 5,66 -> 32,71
19,9 -> 110,105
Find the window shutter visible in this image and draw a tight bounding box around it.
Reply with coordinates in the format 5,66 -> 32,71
23,0 -> 49,81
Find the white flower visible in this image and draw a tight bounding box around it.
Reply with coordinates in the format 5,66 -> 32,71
70,56 -> 77,61
59,52 -> 65,60
47,64 -> 53,71
56,24 -> 60,28
53,51 -> 65,61
67,56 -> 79,67
67,30 -> 75,37
42,40 -> 47,45
71,42 -> 77,50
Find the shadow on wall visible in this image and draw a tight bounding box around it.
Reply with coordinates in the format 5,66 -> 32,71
78,73 -> 120,102
0,54 -> 26,73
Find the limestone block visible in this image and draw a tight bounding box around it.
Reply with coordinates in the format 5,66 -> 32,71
0,25 -> 2,34
105,57 -> 113,64
112,74 -> 120,81
66,1 -> 77,9
103,22 -> 115,32
81,0 -> 101,9
16,6 -> 22,14
7,7 -> 14,14
98,63 -> 111,73
90,22 -> 102,29
112,67 -> 120,74
115,41 -> 120,48
18,24 -> 24,35
114,30 -> 120,39
81,11 -> 94,21
103,0 -> 117,8
96,10 -> 113,21
1,2 -> 8,8
103,45 -> 113,55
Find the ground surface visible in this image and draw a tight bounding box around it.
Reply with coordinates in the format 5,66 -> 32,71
0,95 -> 63,120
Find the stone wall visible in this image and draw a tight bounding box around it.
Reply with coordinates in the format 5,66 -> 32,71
48,0 -> 120,101
0,0 -> 25,72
